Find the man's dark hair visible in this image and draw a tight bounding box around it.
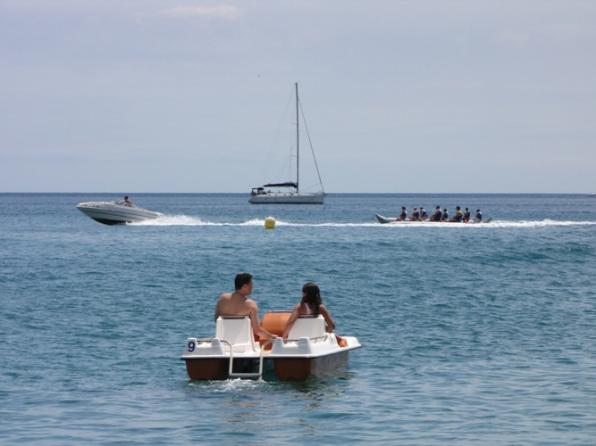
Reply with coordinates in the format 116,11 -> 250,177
235,273 -> 253,290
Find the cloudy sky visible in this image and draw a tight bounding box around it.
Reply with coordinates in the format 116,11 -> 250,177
1,0 -> 595,193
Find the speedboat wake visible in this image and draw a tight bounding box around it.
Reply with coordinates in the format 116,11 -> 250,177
130,217 -> 596,228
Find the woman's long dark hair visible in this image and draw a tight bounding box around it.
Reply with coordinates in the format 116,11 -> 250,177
301,282 -> 322,315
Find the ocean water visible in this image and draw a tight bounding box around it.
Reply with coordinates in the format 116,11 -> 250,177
1,193 -> 595,445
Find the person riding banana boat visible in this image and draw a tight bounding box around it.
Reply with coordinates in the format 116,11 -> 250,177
410,207 -> 420,221
450,206 -> 463,222
441,208 -> 449,222
463,207 -> 471,223
399,206 -> 407,221
429,206 -> 442,222
474,209 -> 483,223
376,205 -> 489,224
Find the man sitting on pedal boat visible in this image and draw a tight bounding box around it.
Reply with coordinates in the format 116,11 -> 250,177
214,273 -> 277,340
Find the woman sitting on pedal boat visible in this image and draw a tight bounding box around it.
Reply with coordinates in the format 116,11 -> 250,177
282,282 -> 335,339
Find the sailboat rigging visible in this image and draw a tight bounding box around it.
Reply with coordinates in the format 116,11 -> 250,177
249,83 -> 325,204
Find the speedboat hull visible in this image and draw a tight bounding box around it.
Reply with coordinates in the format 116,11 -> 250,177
249,192 -> 325,204
76,201 -> 162,225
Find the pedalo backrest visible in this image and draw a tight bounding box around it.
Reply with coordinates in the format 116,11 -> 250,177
215,316 -> 255,348
260,312 -> 326,339
288,315 -> 326,339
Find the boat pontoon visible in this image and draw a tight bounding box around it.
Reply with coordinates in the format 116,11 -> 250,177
181,312 -> 361,381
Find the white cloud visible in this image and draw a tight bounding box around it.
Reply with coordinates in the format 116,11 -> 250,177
160,4 -> 241,20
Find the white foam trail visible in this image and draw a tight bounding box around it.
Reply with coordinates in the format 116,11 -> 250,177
279,220 -> 596,228
476,219 -> 596,228
369,219 -> 596,229
130,216 -> 596,228
129,215 -> 206,226
212,378 -> 264,393
238,218 -> 266,226
131,215 -> 269,226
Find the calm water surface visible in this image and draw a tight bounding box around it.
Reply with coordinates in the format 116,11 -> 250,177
1,193 -> 595,445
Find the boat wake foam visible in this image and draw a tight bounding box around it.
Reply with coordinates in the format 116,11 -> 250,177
213,379 -> 265,392
372,219 -> 596,228
131,216 -> 596,228
129,215 -> 207,226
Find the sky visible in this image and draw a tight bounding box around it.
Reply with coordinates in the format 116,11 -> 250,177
1,0 -> 595,193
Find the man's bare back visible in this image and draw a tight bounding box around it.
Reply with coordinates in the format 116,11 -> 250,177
214,274 -> 276,339
215,292 -> 258,319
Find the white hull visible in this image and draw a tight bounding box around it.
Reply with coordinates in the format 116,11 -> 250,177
375,214 -> 491,224
249,192 -> 324,204
76,201 -> 162,225
181,314 -> 361,381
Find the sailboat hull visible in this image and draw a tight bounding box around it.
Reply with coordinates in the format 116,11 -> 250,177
249,192 -> 325,204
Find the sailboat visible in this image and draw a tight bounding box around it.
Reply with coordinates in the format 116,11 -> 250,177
249,83 -> 325,204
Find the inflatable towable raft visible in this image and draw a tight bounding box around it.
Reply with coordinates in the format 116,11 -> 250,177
181,312 -> 361,381
375,214 -> 492,224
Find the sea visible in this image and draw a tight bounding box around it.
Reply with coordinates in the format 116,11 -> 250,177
1,193 -> 595,445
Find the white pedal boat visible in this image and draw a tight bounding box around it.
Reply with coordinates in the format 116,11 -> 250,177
181,312 -> 361,381
76,201 -> 163,225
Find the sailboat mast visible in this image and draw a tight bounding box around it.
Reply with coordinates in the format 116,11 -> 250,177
295,82 -> 299,193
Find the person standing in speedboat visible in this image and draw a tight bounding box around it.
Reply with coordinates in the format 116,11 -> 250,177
282,282 -> 336,339
215,273 -> 277,340
121,195 -> 133,207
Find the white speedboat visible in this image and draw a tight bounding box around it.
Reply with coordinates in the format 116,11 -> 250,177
76,201 -> 163,225
181,312 -> 361,381
249,83 -> 325,205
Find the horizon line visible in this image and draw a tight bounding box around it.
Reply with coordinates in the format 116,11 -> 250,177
0,191 -> 593,195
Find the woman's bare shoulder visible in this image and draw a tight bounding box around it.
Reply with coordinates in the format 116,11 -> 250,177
246,298 -> 260,310
319,304 -> 333,315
